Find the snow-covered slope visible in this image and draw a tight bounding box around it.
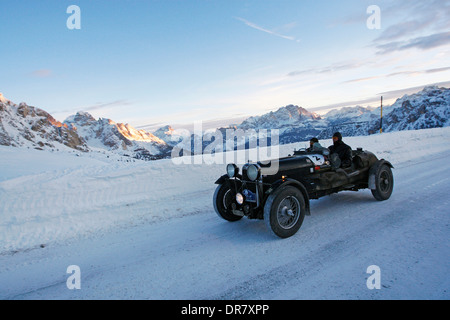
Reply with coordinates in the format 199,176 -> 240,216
0,127 -> 449,300
1,126 -> 449,254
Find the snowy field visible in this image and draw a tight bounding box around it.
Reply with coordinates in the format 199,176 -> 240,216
0,127 -> 449,299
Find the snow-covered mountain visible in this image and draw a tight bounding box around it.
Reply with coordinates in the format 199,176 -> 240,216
374,85 -> 450,132
239,104 -> 322,130
235,105 -> 327,144
1,85 -> 448,159
324,105 -> 377,124
0,94 -> 171,160
0,96 -> 88,152
64,112 -> 171,160
233,86 -> 449,143
317,85 -> 450,139
152,125 -> 186,147
0,93 -> 10,104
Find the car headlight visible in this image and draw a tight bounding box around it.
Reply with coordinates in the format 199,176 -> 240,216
227,163 -> 239,178
236,193 -> 244,205
246,164 -> 261,181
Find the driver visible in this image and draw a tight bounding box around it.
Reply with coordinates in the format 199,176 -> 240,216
328,132 -> 352,168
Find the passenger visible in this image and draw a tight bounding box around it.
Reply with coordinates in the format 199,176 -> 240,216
307,138 -> 320,152
307,137 -> 330,157
328,132 -> 352,168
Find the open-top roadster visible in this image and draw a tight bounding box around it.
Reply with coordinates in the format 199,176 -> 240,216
213,147 -> 394,238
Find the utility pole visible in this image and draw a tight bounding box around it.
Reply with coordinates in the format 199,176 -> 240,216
380,96 -> 383,134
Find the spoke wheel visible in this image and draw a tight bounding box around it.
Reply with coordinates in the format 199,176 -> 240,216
264,186 -> 306,238
277,196 -> 301,230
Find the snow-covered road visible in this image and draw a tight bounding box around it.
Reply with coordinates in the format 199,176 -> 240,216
1,148 -> 449,300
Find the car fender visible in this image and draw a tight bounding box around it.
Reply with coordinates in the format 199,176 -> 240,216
270,178 -> 311,215
215,174 -> 243,185
368,159 -> 394,190
215,174 -> 229,185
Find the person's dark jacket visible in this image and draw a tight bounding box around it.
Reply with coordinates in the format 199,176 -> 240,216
329,138 -> 352,168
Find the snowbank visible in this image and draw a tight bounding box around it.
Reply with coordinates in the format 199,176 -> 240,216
1,127 -> 450,253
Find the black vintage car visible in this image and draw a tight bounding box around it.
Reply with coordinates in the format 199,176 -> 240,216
213,147 -> 394,238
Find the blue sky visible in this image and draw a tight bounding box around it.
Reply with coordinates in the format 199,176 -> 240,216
1,0 -> 449,130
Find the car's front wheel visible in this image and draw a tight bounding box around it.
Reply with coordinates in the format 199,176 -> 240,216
213,183 -> 243,222
264,186 -> 306,238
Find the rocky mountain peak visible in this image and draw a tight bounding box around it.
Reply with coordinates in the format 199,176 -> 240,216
0,93 -> 10,104
0,101 -> 88,151
64,111 -> 170,159
65,111 -> 97,126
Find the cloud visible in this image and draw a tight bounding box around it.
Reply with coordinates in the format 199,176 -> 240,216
370,0 -> 450,54
82,100 -> 132,112
425,66 -> 450,73
30,69 -> 53,78
235,17 -> 300,42
374,20 -> 432,42
342,76 -> 382,84
287,61 -> 362,77
377,80 -> 450,98
287,69 -> 314,77
400,32 -> 450,50
309,97 -> 381,112
342,66 -> 450,84
309,80 -> 450,112
376,31 -> 450,54
332,0 -> 450,55
374,0 -> 448,39
50,100 -> 133,116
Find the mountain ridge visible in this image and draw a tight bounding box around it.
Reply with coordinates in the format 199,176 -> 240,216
63,111 -> 170,158
1,85 -> 448,159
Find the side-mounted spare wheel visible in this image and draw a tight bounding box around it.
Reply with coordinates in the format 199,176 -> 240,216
264,186 -> 306,238
369,160 -> 394,201
213,183 -> 243,222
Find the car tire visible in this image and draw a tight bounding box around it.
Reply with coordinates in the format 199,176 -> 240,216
264,186 -> 306,238
213,184 -> 243,222
371,164 -> 394,201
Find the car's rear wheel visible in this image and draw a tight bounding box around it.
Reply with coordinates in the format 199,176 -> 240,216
371,164 -> 394,201
213,184 -> 243,222
264,186 -> 306,238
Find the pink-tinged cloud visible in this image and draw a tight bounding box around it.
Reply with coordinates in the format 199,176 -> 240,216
31,69 -> 53,78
